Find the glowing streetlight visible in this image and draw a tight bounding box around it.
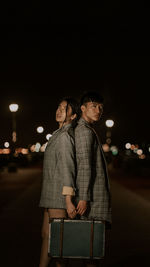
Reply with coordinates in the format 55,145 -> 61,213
105,119 -> 114,128
9,104 -> 19,113
105,119 -> 114,145
46,134 -> 52,140
4,142 -> 10,148
9,103 -> 19,143
125,143 -> 131,149
37,126 -> 44,133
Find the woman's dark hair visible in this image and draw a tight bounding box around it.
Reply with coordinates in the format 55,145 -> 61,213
59,96 -> 79,116
58,96 -> 80,127
80,91 -> 104,106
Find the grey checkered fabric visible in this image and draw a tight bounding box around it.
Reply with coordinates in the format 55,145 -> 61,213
39,124 -> 76,209
75,118 -> 112,223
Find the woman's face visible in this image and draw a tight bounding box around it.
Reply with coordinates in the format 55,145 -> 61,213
56,101 -> 74,124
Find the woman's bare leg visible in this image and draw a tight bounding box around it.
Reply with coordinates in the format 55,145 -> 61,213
39,209 -> 51,267
48,209 -> 67,267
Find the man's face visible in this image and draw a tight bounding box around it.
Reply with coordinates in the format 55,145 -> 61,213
81,101 -> 103,123
56,101 -> 73,124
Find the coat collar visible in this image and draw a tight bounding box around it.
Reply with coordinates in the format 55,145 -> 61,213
52,123 -> 72,135
47,123 -> 72,147
77,117 -> 94,130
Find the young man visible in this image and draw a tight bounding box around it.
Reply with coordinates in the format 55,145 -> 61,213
75,91 -> 112,267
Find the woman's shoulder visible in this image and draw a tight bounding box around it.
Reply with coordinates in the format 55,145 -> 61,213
58,125 -> 75,145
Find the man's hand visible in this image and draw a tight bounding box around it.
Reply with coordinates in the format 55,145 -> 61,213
77,200 -> 87,215
65,196 -> 77,219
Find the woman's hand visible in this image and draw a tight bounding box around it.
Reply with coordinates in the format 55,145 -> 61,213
76,200 -> 87,215
65,196 -> 77,219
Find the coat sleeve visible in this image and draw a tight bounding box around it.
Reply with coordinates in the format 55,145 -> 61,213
58,132 -> 76,196
75,126 -> 95,201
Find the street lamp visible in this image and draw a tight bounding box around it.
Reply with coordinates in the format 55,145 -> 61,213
9,104 -> 19,143
37,126 -> 44,134
105,119 -> 114,145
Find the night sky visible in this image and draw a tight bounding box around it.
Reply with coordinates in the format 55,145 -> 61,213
0,6 -> 150,148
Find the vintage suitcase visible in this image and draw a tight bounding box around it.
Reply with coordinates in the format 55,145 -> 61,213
48,219 -> 105,259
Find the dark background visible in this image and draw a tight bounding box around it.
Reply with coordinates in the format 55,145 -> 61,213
0,5 -> 150,267
0,5 -> 150,148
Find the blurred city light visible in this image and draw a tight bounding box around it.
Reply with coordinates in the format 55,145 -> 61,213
125,143 -> 131,149
37,126 -> 44,133
139,154 -> 146,159
9,104 -> 19,112
4,142 -> 10,148
35,142 -> 41,152
133,148 -> 138,153
110,145 -> 118,155
30,145 -> 35,152
21,148 -> 28,154
9,103 -> 19,145
137,149 -> 143,155
46,134 -> 52,140
102,143 -> 110,152
40,142 -> 48,152
105,119 -> 114,128
105,119 -> 114,145
3,148 -> 10,154
130,144 -> 135,150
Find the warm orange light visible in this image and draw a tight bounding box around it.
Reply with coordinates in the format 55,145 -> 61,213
30,145 -> 36,152
21,148 -> 28,154
137,149 -> 143,155
102,143 -> 110,152
40,142 -> 48,152
3,148 -> 10,154
139,154 -> 146,159
130,144 -> 135,150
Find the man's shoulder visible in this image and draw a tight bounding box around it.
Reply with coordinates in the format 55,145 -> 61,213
76,118 -> 92,130
75,122 -> 95,139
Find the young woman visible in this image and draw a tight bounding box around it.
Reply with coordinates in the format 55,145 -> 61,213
39,97 -> 78,267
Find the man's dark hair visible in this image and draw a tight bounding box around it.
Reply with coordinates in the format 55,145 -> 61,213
80,91 -> 104,106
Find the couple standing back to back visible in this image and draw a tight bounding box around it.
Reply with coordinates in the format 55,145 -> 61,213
39,91 -> 112,267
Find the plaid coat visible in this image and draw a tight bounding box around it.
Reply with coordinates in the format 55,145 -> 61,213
75,118 -> 112,223
39,124 -> 76,209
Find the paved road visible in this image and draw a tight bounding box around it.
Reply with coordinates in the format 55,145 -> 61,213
0,166 -> 150,267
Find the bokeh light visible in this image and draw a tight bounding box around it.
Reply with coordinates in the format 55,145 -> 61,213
105,119 -> 114,128
4,142 -> 10,148
9,104 -> 19,112
37,126 -> 44,133
46,134 -> 52,140
125,143 -> 131,149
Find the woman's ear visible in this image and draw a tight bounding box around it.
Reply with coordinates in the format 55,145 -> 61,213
71,113 -> 77,121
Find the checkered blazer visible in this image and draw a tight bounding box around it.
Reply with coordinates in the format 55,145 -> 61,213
39,124 -> 76,209
75,118 -> 112,223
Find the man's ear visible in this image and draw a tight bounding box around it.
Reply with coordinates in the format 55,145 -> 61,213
71,113 -> 77,121
81,105 -> 86,113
